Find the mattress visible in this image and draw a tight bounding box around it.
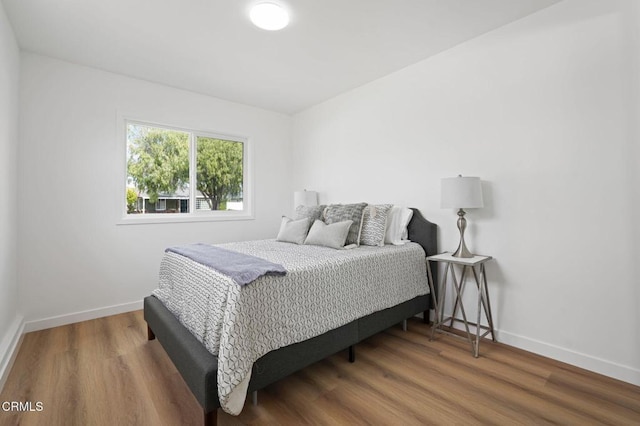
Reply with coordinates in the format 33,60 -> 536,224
153,239 -> 429,414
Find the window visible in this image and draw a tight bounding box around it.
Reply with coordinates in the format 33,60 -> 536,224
124,120 -> 250,221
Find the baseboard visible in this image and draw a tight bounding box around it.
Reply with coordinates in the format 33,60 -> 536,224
23,300 -> 144,333
0,314 -> 25,392
497,329 -> 640,387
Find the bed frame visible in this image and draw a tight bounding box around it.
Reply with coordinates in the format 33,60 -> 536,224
144,208 -> 437,426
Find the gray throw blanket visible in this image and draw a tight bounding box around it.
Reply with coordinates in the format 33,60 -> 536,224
165,243 -> 286,285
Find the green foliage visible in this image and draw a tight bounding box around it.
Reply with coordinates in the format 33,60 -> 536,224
126,187 -> 138,213
126,124 -> 243,212
196,137 -> 243,210
127,126 -> 189,203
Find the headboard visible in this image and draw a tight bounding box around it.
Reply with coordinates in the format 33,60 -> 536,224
407,208 -> 437,258
407,208 -> 438,303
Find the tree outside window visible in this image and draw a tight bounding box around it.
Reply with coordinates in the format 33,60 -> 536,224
126,122 -> 245,215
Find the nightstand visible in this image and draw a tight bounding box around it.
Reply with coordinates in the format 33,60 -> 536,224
426,252 -> 496,357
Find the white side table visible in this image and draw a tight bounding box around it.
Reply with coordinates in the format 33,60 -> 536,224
426,252 -> 496,357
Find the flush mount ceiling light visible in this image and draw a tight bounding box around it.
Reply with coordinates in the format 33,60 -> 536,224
250,2 -> 289,31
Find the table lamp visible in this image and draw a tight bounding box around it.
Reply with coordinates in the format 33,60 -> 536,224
441,175 -> 484,258
294,190 -> 318,208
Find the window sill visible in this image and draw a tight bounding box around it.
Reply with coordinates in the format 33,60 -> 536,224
117,211 -> 254,225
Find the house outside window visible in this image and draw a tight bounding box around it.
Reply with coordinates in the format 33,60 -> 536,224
123,120 -> 251,222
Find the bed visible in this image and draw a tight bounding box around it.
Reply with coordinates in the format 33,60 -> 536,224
144,207 -> 437,426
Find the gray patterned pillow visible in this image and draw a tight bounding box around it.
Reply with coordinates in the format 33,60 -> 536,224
295,205 -> 326,222
322,203 -> 367,246
360,204 -> 393,246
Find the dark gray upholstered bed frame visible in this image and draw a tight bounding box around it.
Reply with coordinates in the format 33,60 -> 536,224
144,208 -> 437,426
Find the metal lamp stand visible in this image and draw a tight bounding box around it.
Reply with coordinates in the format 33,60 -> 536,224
453,208 -> 473,258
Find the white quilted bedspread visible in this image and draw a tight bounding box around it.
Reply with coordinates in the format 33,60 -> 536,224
153,239 -> 428,415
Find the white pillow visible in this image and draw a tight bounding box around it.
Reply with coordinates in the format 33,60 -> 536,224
304,219 -> 353,249
276,216 -> 311,245
384,206 -> 413,245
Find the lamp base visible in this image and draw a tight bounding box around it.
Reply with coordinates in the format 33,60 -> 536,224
452,239 -> 474,258
452,208 -> 474,258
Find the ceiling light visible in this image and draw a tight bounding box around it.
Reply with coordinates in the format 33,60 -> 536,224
250,3 -> 289,31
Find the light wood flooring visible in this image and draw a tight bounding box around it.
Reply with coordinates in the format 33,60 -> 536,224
1,311 -> 639,425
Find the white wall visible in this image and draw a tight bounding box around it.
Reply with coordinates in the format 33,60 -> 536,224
293,0 -> 640,385
0,0 -> 22,387
18,54 -> 292,327
631,0 -> 640,387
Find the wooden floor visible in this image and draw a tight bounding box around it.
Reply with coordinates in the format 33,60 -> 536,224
1,311 -> 639,426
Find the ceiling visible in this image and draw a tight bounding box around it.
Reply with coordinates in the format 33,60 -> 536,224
2,0 -> 560,114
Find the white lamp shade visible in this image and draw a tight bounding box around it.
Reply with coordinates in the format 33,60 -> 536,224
294,190 -> 318,208
441,176 -> 484,209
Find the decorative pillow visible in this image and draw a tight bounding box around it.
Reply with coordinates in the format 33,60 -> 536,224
360,204 -> 393,246
322,203 -> 367,246
304,219 -> 353,249
295,205 -> 326,222
276,216 -> 311,245
384,206 -> 414,245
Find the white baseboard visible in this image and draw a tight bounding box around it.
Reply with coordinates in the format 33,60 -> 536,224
0,314 -> 25,392
23,300 -> 144,333
497,329 -> 640,387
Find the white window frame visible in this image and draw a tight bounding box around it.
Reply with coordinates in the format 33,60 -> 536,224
119,118 -> 253,225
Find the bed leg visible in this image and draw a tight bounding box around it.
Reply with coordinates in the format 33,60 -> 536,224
147,325 -> 156,341
423,310 -> 430,324
402,319 -> 408,332
348,345 -> 355,363
252,390 -> 258,406
204,409 -> 217,426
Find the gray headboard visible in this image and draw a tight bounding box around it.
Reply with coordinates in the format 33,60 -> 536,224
407,208 -> 437,258
407,208 -> 438,298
